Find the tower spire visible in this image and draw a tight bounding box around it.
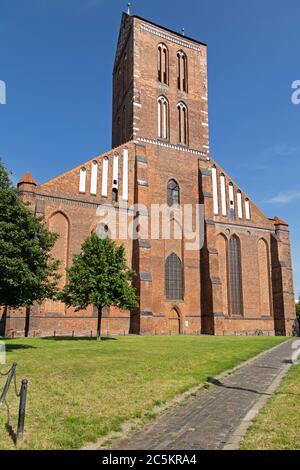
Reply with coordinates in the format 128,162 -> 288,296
127,2 -> 131,15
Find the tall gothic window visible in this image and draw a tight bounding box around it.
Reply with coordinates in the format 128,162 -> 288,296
229,235 -> 243,315
117,66 -> 122,104
167,179 -> 180,206
123,52 -> 127,92
177,102 -> 188,145
122,105 -> 126,142
165,253 -> 183,300
158,96 -> 169,139
177,51 -> 188,92
158,43 -> 169,85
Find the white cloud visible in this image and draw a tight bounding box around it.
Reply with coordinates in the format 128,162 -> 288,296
265,190 -> 300,205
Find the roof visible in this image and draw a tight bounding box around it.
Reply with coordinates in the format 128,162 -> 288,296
131,14 -> 207,47
274,216 -> 289,226
18,172 -> 37,186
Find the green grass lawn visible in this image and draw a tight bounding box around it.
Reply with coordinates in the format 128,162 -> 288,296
0,335 -> 287,450
241,362 -> 300,450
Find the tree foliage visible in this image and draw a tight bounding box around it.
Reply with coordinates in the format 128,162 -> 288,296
0,159 -> 60,309
60,234 -> 138,339
0,157 -> 12,190
296,295 -> 300,320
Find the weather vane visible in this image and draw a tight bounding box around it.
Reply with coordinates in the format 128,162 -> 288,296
127,2 -> 131,15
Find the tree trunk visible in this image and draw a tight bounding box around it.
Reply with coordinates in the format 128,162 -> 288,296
96,305 -> 103,341
24,306 -> 31,338
0,306 -> 7,337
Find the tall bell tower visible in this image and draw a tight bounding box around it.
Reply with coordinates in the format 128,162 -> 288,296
112,12 -> 209,154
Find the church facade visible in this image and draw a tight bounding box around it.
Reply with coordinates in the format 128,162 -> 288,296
2,13 -> 297,337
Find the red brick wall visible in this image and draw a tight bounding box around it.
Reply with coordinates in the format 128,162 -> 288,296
3,14 -> 297,338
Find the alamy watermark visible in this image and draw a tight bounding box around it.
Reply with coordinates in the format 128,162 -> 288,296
0,80 -> 6,105
95,203 -> 205,251
291,340 -> 300,364
0,341 -> 6,365
291,80 -> 300,104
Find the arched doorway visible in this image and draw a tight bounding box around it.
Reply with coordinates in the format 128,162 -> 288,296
168,308 -> 181,335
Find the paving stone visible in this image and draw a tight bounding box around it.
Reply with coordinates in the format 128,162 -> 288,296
112,340 -> 293,450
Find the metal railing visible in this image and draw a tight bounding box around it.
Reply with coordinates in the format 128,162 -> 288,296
0,363 -> 28,444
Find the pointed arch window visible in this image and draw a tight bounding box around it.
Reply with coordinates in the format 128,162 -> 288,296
229,235 -> 243,315
158,96 -> 169,140
167,179 -> 180,206
158,43 -> 169,85
177,102 -> 188,145
166,253 -> 183,300
177,51 -> 188,92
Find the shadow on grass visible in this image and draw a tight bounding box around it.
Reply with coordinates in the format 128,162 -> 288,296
5,422 -> 17,446
4,344 -> 37,351
0,402 -> 16,446
41,336 -> 118,341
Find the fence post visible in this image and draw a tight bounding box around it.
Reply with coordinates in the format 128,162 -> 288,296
16,379 -> 28,442
0,363 -> 17,405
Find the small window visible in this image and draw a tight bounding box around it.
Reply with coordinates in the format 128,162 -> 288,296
96,223 -> 111,239
167,179 -> 180,206
112,187 -> 118,203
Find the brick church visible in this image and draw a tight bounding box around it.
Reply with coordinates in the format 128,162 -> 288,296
2,12 -> 297,337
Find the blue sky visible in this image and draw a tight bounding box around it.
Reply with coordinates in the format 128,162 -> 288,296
0,0 -> 299,295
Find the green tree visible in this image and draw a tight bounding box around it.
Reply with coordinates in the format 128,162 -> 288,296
0,157 -> 11,190
60,234 -> 138,340
296,295 -> 300,321
0,159 -> 60,336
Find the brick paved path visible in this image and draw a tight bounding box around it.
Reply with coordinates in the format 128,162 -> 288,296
113,340 -> 293,450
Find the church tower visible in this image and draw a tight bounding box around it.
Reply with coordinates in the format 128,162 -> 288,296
112,13 -> 209,154
8,11 -> 296,338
